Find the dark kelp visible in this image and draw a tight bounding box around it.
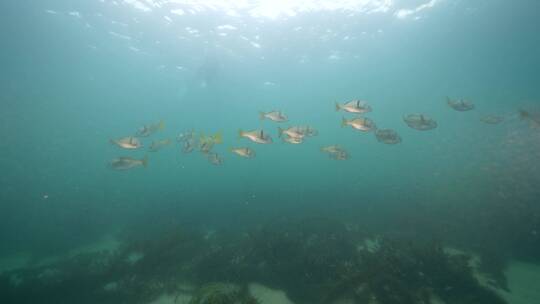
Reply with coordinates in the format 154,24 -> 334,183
0,219 -> 509,304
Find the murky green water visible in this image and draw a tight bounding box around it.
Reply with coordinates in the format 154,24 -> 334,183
1,1 -> 539,303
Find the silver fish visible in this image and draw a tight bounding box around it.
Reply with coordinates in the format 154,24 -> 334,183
278,126 -> 305,139
282,135 -> 303,144
110,136 -> 143,150
294,126 -> 318,137
329,150 -> 349,161
136,120 -> 165,137
321,145 -> 349,160
342,117 -> 376,132
109,156 -> 148,170
231,147 -> 256,158
207,152 -> 223,166
447,97 -> 474,111
375,129 -> 402,145
177,130 -> 196,153
199,141 -> 214,154
239,129 -> 272,144
335,100 -> 372,114
177,130 -> 195,143
182,140 -> 195,153
321,145 -> 345,154
403,114 -> 438,130
259,111 -> 288,122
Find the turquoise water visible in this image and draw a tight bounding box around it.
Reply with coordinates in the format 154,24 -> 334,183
1,1 -> 540,303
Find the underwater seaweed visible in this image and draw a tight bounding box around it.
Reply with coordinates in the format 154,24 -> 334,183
0,220 -> 512,304
322,237 -> 508,304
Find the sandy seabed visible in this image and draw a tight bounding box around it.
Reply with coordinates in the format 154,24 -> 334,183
499,261 -> 540,304
147,283 -> 294,304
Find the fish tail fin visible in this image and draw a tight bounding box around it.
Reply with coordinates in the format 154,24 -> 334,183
109,139 -> 115,145
158,120 -> 165,131
238,129 -> 244,139
141,155 -> 148,168
341,117 -> 347,127
259,111 -> 266,120
335,102 -> 341,111
212,132 -> 223,144
277,127 -> 283,138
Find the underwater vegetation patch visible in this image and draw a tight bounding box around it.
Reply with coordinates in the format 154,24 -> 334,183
323,238 -> 507,304
0,218 -> 509,304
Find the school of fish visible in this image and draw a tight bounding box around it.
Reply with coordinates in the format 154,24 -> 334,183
108,98 -> 534,170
